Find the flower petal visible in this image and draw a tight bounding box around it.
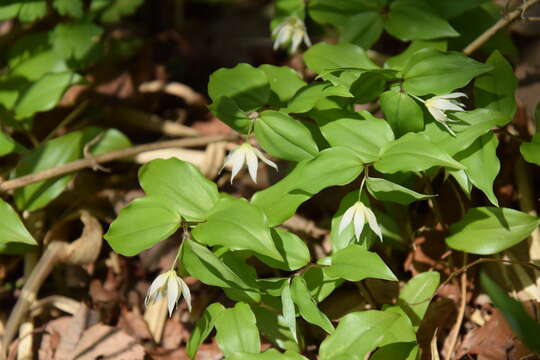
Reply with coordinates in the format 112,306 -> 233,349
275,26 -> 291,50
436,92 -> 467,99
430,99 -> 465,112
166,273 -> 179,317
339,204 -> 356,234
303,32 -> 312,47
254,148 -> 278,170
145,272 -> 168,306
245,146 -> 259,183
229,147 -> 246,183
441,121 -> 457,136
353,204 -> 365,240
290,31 -> 303,53
364,206 -> 382,241
178,277 -> 192,312
427,107 -> 448,124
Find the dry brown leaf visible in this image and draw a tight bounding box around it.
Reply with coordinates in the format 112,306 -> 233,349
55,305 -> 100,360
117,308 -> 153,343
161,313 -> 189,350
70,323 -> 145,359
457,309 -> 517,359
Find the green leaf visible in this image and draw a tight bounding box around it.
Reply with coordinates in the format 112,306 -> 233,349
379,307 -> 417,346
273,0 -> 305,20
251,147 -> 364,226
383,0 -> 458,41
215,303 -> 261,357
0,3 -> 21,20
13,128 -> 94,211
386,40 -> 447,71
187,303 -> 225,359
339,11 -> 383,49
366,177 -> 433,205
0,77 -> 28,111
138,158 -> 219,221
303,42 -> 378,87
281,281 -> 298,343
349,71 -> 386,103
181,240 -> 260,302
11,50 -> 69,81
374,133 -> 465,174
88,128 -> 132,155
521,133 -> 540,167
291,276 -> 334,334
256,228 -> 310,271
208,96 -> 252,134
308,0 -> 384,25
304,267 -> 343,303
474,51 -> 518,121
251,305 -> 300,352
480,271 -> 540,355
0,132 -> 17,156
455,133 -> 500,206
49,22 -> 103,61
14,72 -> 82,120
422,108 -> 508,156
259,65 -> 306,107
255,110 -> 318,161
53,0 -> 83,17
104,197 -> 180,256
208,63 -> 270,111
226,349 -> 309,360
18,1 -> 47,23
398,271 -> 440,329
446,207 -> 540,254
403,50 -> 493,96
316,110 -> 394,162
380,88 -> 424,136
318,310 -> 399,360
449,169 -> 473,197
193,196 -> 282,261
285,82 -> 352,114
371,343 -> 419,360
0,199 -> 36,250
326,244 -> 397,282
100,0 -> 144,23
521,103 -> 540,166
430,0 -> 489,19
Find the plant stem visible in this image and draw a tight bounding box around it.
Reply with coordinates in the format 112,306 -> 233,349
463,0 -> 540,55
444,253 -> 468,360
0,133 -> 237,192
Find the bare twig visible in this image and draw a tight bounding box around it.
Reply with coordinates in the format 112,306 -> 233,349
0,134 -> 236,192
1,212 -> 102,355
138,80 -> 207,106
108,107 -> 200,137
444,254 -> 468,360
463,0 -> 540,55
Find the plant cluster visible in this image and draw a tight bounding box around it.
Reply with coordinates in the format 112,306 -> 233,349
1,0 -> 540,359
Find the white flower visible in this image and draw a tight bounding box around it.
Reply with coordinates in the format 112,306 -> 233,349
145,270 -> 192,317
272,16 -> 312,53
423,92 -> 467,136
339,201 -> 382,241
220,143 -> 277,183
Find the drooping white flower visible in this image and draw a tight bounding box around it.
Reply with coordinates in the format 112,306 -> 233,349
338,201 -> 382,241
220,143 -> 277,183
423,92 -> 467,136
272,16 -> 312,53
145,270 -> 192,317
